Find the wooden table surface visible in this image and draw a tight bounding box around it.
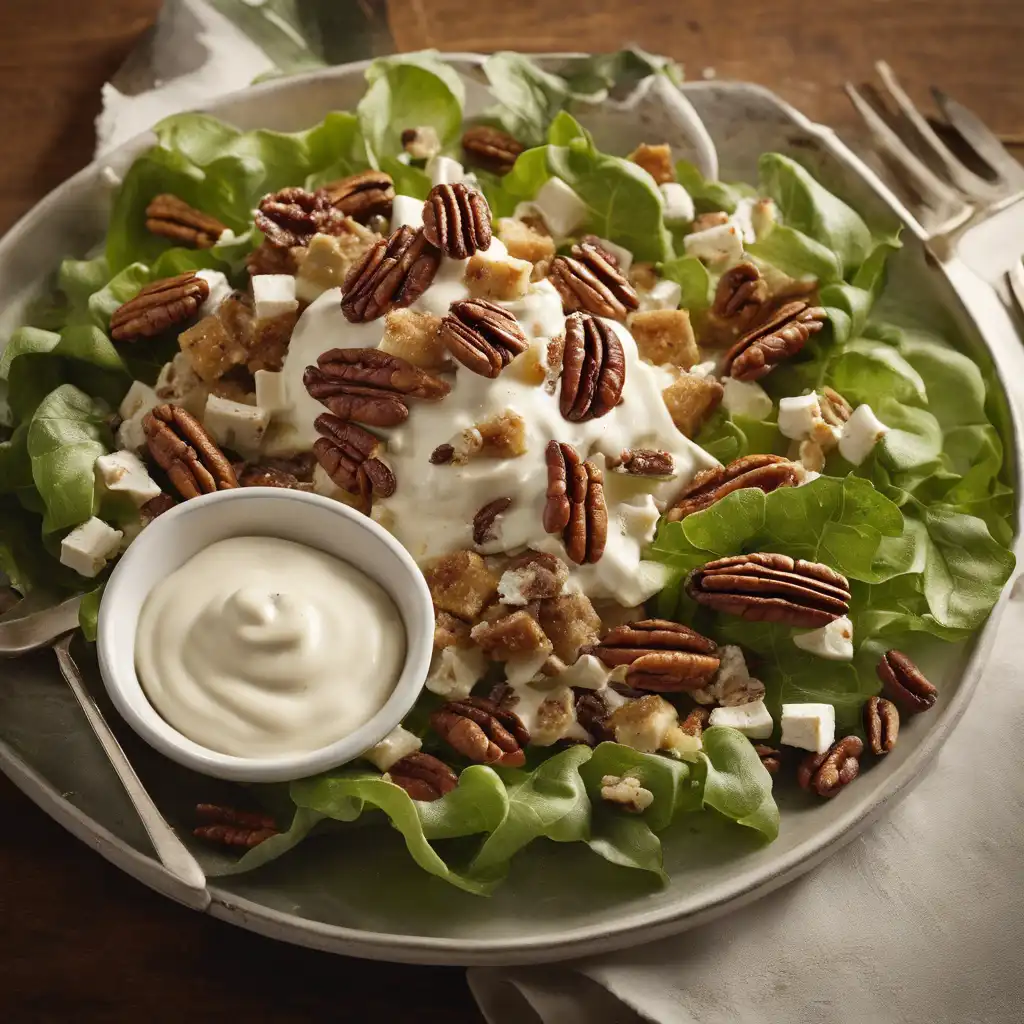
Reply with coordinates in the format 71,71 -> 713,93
1,1 -> 1021,1020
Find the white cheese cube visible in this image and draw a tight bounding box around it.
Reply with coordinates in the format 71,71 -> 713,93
390,193 -> 425,231
425,645 -> 487,700
683,222 -> 744,266
660,181 -> 695,224
118,380 -> 159,421
611,696 -> 679,753
364,725 -> 422,772
427,155 -> 465,187
194,269 -> 233,317
709,699 -> 773,739
94,450 -> 161,506
155,352 -> 208,417
781,702 -> 836,753
59,517 -> 123,579
524,177 -> 589,238
588,236 -> 633,272
637,278 -> 682,312
251,274 -> 298,322
722,378 -> 773,420
558,653 -> 611,691
505,650 -> 553,687
202,394 -> 269,457
777,392 -> 821,441
750,198 -> 778,241
254,369 -> 289,415
838,404 -> 889,465
793,615 -> 854,661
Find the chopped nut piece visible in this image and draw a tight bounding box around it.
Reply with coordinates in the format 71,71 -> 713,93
434,610 -> 472,650
295,226 -> 381,303
613,448 -> 674,477
471,610 -> 553,662
607,694 -> 679,753
379,308 -> 449,372
473,496 -> 513,546
629,309 -> 699,369
473,409 -> 528,459
424,550 -> 498,620
498,551 -> 570,605
661,373 -> 724,437
465,249 -> 532,300
497,217 -> 556,270
430,444 -> 455,465
538,592 -> 601,663
600,773 -> 655,812
627,143 -> 675,184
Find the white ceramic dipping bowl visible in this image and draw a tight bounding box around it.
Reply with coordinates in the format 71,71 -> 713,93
96,487 -> 434,783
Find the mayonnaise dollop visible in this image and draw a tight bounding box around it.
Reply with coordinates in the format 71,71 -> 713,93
135,536 -> 405,757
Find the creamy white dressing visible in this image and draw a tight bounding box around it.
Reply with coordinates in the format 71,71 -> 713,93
135,536 -> 405,757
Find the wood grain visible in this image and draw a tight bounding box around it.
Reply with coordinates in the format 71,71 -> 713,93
1,1 -> 1021,1020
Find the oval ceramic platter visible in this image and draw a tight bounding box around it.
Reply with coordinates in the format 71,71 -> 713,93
0,55 -> 1021,965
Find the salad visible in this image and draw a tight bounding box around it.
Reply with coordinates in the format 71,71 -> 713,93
0,51 -> 1015,896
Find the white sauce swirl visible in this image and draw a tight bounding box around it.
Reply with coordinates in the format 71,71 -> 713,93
135,536 -> 405,757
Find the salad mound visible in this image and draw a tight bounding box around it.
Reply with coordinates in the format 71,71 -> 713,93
0,50 -> 1015,895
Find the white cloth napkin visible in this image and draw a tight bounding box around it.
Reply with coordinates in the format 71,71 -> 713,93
99,9 -> 1024,1020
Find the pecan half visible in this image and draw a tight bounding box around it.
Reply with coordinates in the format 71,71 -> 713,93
584,619 -> 720,692
549,242 -> 639,321
430,697 -> 529,767
711,261 -> 769,329
462,125 -> 525,174
544,442 -> 607,564
321,170 -> 395,223
864,695 -> 899,755
473,496 -> 513,546
667,454 -> 799,522
440,298 -> 529,377
723,300 -> 827,381
559,312 -> 627,421
797,736 -> 863,798
109,272 -> 210,342
341,225 -> 441,322
313,413 -> 395,506
387,752 -> 458,802
144,404 -> 238,499
754,744 -> 783,775
193,803 -> 278,848
422,183 -> 492,258
688,552 -> 851,628
304,347 -> 450,427
145,194 -> 227,249
614,448 -> 674,477
255,186 -> 343,248
877,650 -> 937,714
820,386 -> 852,428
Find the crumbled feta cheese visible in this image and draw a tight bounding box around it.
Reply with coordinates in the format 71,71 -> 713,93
558,653 -> 611,691
589,236 -> 633,272
609,694 -> 679,753
793,615 -> 854,661
59,517 -> 123,578
797,439 -> 827,473
838,404 -> 889,465
529,686 -> 581,746
505,650 -> 553,687
689,360 -> 718,378
778,393 -> 822,441
709,698 -> 773,739
116,381 -> 160,452
155,352 -> 208,417
780,702 -> 836,753
750,198 -> 777,241
600,774 -> 654,813
194,269 -> 233,318
425,645 -> 487,700
519,177 -> 589,238
202,394 -> 269,457
692,645 -> 766,707
427,155 -> 465,187
94,450 -> 161,506
118,518 -> 145,553
254,369 -> 289,415
683,222 -> 744,266
792,463 -> 821,487
636,278 -> 682,312
390,193 -> 425,231
660,182 -> 695,224
252,274 -> 298,322
364,725 -> 422,772
100,165 -> 123,189
722,378 -> 773,420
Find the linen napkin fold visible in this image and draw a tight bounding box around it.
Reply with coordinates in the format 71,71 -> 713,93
98,9 -> 1024,1022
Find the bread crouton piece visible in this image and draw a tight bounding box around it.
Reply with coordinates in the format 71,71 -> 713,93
247,311 -> 297,374
178,312 -> 249,383
379,308 -> 448,372
627,143 -> 675,184
453,410 -> 528,463
496,217 -> 557,270
629,309 -> 699,370
294,226 -> 380,303
662,374 -> 724,438
424,550 -> 498,621
471,610 -> 553,661
465,250 -> 532,301
434,610 -> 472,651
538,592 -> 602,663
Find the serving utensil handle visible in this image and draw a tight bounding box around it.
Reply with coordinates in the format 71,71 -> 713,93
52,634 -> 209,899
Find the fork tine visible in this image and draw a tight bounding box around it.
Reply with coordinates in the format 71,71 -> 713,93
874,62 -> 1000,201
931,86 -> 1024,187
845,81 -> 971,229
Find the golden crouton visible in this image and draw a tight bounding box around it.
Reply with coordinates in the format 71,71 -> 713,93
538,592 -> 602,663
629,262 -> 659,291
475,410 -> 528,458
434,610 -> 472,650
465,250 -> 532,301
629,309 -> 699,370
471,610 -> 553,661
662,374 -> 724,438
247,311 -> 297,374
178,315 -> 248,383
424,550 -> 498,621
499,551 -> 570,605
496,217 -> 557,269
294,226 -> 379,303
379,308 -> 448,372
628,143 -> 675,184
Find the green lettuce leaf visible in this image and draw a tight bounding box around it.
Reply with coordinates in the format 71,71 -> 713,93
659,254 -> 711,313
482,52 -> 571,148
674,159 -> 756,214
559,47 -> 682,99
747,225 -> 842,284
